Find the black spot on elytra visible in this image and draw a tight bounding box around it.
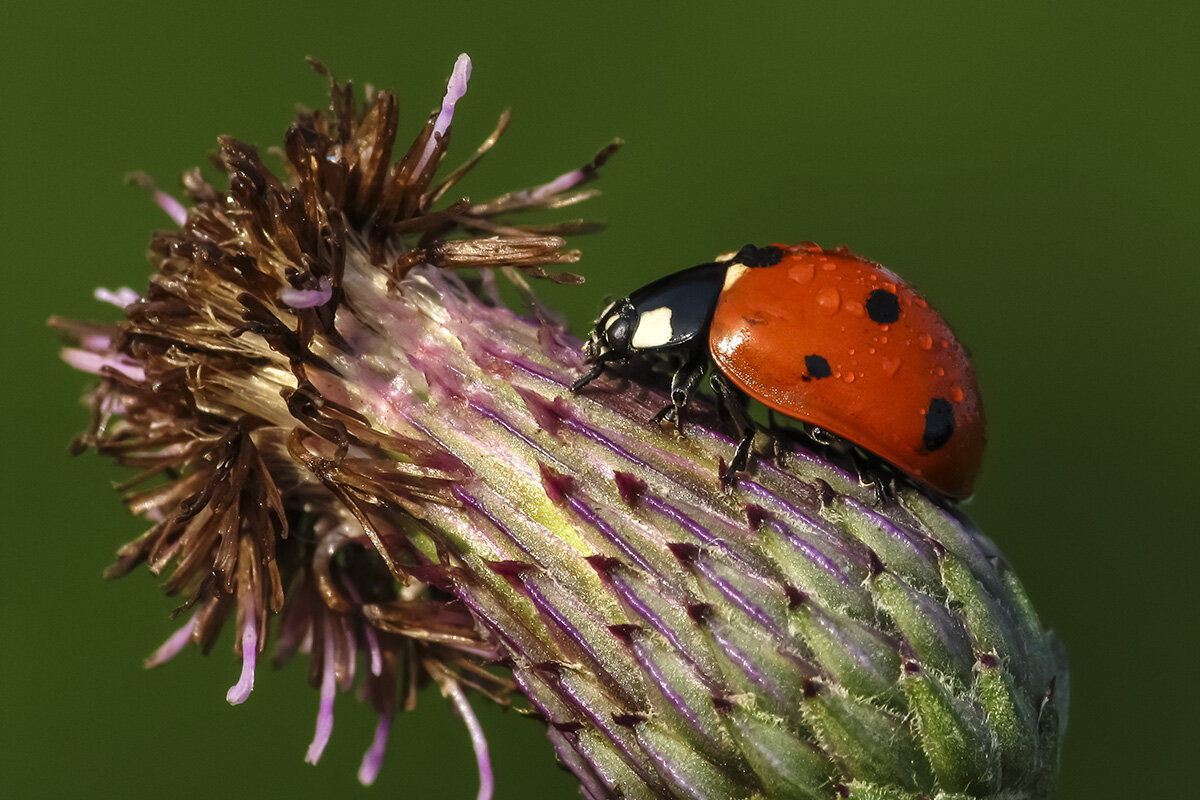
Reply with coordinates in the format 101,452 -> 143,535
804,354 -> 832,379
734,244 -> 784,268
923,397 -> 955,451
866,289 -> 901,324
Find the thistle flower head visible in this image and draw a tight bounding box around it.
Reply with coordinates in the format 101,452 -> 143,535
54,57 -> 1067,799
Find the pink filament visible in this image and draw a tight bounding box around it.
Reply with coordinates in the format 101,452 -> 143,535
412,53 -> 472,179
94,287 -> 140,308
526,167 -> 588,203
155,190 -> 188,226
280,278 -> 333,309
144,613 -> 200,668
62,348 -> 146,383
225,597 -> 258,705
305,628 -> 338,764
445,677 -> 494,800
357,711 -> 393,786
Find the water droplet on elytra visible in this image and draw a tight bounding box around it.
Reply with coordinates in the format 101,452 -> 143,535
789,262 -> 815,284
842,372 -> 856,383
816,286 -> 841,314
951,385 -> 965,403
917,333 -> 933,350
881,356 -> 902,376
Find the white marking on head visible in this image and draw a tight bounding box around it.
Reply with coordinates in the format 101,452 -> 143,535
714,250 -> 737,262
722,263 -> 749,291
631,306 -> 675,349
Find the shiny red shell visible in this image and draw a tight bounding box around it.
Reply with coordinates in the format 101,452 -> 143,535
708,243 -> 985,498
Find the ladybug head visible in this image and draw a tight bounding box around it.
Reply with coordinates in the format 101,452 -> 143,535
583,299 -> 639,362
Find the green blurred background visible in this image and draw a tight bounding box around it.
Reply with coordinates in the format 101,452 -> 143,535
2,2 -> 1195,798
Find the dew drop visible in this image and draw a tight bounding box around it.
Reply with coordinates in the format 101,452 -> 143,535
879,335 -> 888,345
951,385 -> 965,403
917,333 -> 933,350
816,286 -> 841,314
845,300 -> 864,317
789,262 -> 815,284
821,260 -> 838,271
881,356 -> 902,377
842,372 -> 857,383
934,366 -> 945,377
867,346 -> 876,355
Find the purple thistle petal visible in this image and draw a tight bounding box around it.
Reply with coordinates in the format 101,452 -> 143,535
280,277 -> 332,309
525,167 -> 590,204
445,676 -> 494,800
61,348 -> 146,383
412,53 -> 472,179
305,631 -> 338,764
154,189 -> 188,226
144,613 -> 200,668
342,576 -> 384,677
357,711 -> 392,786
225,597 -> 258,705
94,287 -> 140,308
78,333 -> 112,352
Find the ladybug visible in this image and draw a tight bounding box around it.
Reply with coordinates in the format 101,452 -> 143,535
573,242 -> 986,499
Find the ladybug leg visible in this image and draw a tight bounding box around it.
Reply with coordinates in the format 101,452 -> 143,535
571,354 -> 614,392
710,373 -> 757,484
846,447 -> 889,504
765,409 -> 792,465
652,356 -> 708,428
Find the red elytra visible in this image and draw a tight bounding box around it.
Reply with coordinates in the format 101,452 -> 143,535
708,243 -> 985,499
